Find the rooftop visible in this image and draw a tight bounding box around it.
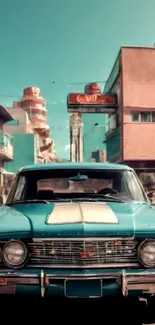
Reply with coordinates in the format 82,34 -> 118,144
20,162 -> 132,172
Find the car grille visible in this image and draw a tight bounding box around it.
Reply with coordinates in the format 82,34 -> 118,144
27,239 -> 139,268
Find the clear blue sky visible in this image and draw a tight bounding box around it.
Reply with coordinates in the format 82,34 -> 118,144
0,0 -> 155,158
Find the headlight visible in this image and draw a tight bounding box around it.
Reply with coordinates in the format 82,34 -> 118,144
138,240 -> 155,267
3,240 -> 28,268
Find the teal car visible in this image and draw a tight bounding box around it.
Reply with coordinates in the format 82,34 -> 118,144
0,162 -> 155,304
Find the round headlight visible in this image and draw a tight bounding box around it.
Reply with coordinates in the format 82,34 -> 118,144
138,240 -> 155,267
3,240 -> 28,268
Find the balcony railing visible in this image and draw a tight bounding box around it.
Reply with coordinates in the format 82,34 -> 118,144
0,133 -> 13,161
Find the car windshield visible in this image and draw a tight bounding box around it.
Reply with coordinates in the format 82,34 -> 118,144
7,168 -> 148,204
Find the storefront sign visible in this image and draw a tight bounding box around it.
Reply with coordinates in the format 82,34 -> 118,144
67,93 -> 117,113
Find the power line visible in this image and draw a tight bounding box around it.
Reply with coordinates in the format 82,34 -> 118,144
0,78 -> 107,103
66,80 -> 107,85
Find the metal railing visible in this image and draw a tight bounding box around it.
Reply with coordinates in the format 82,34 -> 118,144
0,133 -> 13,158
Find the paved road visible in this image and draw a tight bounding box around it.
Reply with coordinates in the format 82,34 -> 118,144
0,297 -> 154,325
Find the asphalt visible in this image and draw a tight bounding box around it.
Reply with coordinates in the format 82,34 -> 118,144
0,297 -> 154,325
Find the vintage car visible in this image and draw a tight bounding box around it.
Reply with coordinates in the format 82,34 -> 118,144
1,162 -> 155,306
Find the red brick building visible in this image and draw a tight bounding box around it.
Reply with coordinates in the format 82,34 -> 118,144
105,46 -> 155,191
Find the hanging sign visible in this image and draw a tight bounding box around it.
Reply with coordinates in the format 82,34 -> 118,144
67,93 -> 117,113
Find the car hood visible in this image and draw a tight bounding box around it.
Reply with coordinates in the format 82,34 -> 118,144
0,201 -> 154,239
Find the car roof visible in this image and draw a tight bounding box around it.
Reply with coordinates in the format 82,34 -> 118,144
19,162 -> 133,173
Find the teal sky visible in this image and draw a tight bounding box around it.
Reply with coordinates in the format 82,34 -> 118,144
0,0 -> 155,159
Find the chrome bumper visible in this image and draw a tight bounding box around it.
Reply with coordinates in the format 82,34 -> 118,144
122,270 -> 155,296
0,269 -> 155,297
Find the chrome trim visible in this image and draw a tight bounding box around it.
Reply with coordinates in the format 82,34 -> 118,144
121,270 -> 155,296
0,270 -> 155,298
0,272 -> 39,277
122,270 -> 127,296
32,237 -> 135,242
0,275 -> 39,285
27,263 -> 139,269
45,271 -> 155,278
40,269 -> 45,297
29,238 -> 138,268
46,274 -> 119,279
5,278 -> 39,284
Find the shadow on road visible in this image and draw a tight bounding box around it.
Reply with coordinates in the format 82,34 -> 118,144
0,297 -> 154,325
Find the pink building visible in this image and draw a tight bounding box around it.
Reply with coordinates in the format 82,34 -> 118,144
4,86 -> 56,163
105,46 -> 155,190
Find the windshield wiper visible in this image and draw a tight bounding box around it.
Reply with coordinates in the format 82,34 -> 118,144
68,196 -> 125,203
49,196 -> 125,203
100,194 -> 125,203
10,196 -> 125,205
8,199 -> 50,204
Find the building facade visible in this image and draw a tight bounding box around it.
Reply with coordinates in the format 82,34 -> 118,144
4,87 -> 56,164
20,87 -> 56,163
0,105 -> 14,201
3,86 -> 56,199
4,86 -> 56,171
82,114 -> 107,162
105,46 -> 155,190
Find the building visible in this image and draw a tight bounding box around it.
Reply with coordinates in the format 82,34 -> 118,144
3,87 -> 56,199
4,105 -> 33,134
19,87 -> 56,163
82,115 -> 106,162
0,105 -> 14,201
4,133 -> 37,175
104,46 -> 155,190
4,86 -> 56,175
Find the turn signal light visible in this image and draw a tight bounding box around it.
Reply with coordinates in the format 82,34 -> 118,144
0,278 -> 7,285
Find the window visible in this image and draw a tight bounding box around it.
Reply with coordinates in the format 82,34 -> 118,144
141,112 -> 151,122
13,176 -> 26,201
152,112 -> 155,122
131,111 -> 155,122
131,112 -> 139,122
107,114 -> 117,131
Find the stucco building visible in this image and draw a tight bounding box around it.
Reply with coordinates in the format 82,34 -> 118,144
4,86 -> 56,173
4,87 -> 56,165
0,105 -> 14,200
105,46 -> 155,190
3,87 -> 56,199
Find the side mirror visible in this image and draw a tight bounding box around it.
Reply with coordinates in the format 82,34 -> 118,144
147,191 -> 155,204
0,196 -> 3,204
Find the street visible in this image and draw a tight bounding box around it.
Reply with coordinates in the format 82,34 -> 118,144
0,297 -> 154,325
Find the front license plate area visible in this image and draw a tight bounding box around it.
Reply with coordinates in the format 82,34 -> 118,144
65,279 -> 102,298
